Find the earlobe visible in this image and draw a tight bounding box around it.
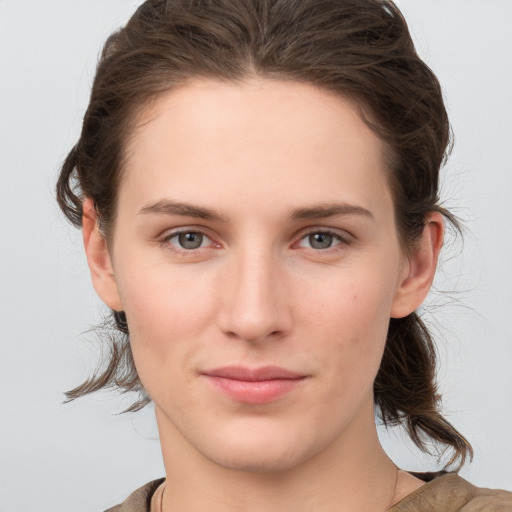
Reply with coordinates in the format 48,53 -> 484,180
391,213 -> 444,319
82,198 -> 123,311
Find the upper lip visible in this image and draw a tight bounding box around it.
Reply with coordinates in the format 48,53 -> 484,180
203,366 -> 305,381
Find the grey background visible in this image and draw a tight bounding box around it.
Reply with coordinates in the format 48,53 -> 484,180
1,1 -> 511,510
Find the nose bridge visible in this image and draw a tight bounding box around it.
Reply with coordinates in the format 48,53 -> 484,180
218,241 -> 291,342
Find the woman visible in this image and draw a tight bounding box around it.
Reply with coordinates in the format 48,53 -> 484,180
56,0 -> 511,510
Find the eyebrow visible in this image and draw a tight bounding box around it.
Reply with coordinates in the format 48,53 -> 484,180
139,200 -> 226,221
290,202 -> 374,221
139,199 -> 374,222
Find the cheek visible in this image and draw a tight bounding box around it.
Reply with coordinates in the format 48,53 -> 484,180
310,266 -> 396,333
113,262 -> 214,379
308,268 -> 398,376
117,252 -> 211,327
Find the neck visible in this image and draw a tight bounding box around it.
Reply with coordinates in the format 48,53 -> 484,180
156,403 -> 404,512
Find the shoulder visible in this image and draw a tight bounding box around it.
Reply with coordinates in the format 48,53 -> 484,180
390,472 -> 512,512
103,478 -> 165,512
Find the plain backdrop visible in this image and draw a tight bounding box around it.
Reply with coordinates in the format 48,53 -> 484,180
0,1 -> 511,510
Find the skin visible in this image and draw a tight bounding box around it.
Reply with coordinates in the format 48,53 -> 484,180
83,78 -> 444,511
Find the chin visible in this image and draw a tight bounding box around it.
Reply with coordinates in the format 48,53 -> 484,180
206,446 -> 304,474
197,424 -> 323,474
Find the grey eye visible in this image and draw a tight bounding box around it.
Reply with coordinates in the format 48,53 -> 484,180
177,232 -> 204,249
308,233 -> 334,249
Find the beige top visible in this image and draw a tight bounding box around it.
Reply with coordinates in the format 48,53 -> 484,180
104,473 -> 512,512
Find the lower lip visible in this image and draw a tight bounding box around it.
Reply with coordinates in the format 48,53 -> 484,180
205,376 -> 305,404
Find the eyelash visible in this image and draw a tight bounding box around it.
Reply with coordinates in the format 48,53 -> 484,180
159,228 -> 351,255
159,229 -> 217,256
296,229 -> 349,253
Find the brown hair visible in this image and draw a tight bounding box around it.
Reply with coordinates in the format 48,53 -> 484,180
57,0 -> 472,468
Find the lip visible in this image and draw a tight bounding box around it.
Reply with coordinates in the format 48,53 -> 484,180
202,366 -> 307,404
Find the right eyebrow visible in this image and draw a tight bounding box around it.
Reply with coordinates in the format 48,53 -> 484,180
138,199 -> 227,222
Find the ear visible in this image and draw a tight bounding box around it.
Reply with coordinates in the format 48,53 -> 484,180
82,198 -> 123,311
391,213 -> 444,319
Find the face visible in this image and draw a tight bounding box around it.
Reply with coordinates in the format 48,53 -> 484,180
87,78 -> 427,473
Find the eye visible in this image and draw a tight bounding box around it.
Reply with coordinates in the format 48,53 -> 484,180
163,230 -> 212,251
298,230 -> 345,250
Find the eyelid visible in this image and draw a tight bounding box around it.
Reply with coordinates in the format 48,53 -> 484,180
156,225 -> 353,256
300,225 -> 352,240
294,227 -> 353,252
158,226 -> 220,254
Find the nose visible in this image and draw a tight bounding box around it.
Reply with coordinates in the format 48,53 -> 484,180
216,246 -> 293,343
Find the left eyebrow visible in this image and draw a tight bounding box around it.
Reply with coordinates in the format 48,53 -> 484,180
290,202 -> 374,221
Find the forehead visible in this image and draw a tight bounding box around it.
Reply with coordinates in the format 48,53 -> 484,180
121,78 -> 392,222
129,78 -> 382,160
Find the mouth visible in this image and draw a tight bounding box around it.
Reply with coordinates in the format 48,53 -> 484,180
202,366 -> 307,404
